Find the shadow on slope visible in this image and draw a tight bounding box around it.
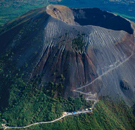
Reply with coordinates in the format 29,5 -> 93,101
73,8 -> 133,34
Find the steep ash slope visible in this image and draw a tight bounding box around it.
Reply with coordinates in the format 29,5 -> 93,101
0,4 -> 135,104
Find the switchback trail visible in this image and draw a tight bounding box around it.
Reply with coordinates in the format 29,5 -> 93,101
2,33 -> 135,130
75,47 -> 135,91
3,42 -> 135,130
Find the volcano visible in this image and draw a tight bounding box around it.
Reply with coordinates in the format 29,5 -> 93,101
0,4 -> 135,105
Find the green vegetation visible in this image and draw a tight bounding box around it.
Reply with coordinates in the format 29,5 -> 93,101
0,0 -> 135,27
0,49 -> 135,130
1,98 -> 135,130
0,0 -> 54,26
0,1 -> 135,129
27,99 -> 135,130
0,52 -> 92,129
43,81 -> 64,98
72,35 -> 86,52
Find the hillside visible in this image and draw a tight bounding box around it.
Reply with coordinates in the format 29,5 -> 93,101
0,4 -> 135,102
0,4 -> 135,130
0,0 -> 59,26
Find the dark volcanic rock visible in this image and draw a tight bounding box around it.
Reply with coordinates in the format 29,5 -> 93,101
0,4 -> 135,104
73,8 -> 133,34
120,79 -> 134,99
120,80 -> 130,90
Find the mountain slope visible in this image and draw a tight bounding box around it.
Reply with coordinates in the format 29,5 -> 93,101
0,4 -> 135,130
0,5 -> 135,105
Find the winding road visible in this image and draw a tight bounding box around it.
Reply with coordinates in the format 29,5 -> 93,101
2,41 -> 135,130
2,108 -> 93,130
2,30 -> 135,130
75,50 -> 134,91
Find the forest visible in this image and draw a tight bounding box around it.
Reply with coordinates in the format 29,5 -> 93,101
0,52 -> 135,130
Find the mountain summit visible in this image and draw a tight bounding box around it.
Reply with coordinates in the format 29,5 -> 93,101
0,4 -> 135,105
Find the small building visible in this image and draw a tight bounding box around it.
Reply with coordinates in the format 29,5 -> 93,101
88,108 -> 92,111
63,112 -> 67,116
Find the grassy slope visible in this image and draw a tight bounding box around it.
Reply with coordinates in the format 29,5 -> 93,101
0,0 -> 49,26
4,99 -> 135,130
24,99 -> 135,130
0,53 -> 135,130
0,2 -> 135,129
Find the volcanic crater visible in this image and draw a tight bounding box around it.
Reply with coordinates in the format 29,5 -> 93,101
0,4 -> 135,105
